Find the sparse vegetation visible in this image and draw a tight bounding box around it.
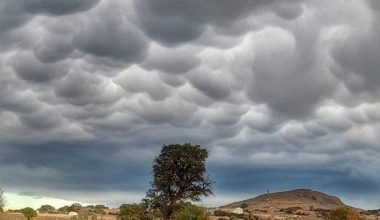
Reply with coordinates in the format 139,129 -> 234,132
280,207 -> 302,214
329,206 -> 363,220
240,203 -> 249,209
214,210 -> 228,216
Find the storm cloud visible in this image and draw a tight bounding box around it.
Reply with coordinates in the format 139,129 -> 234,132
1,0 -> 380,209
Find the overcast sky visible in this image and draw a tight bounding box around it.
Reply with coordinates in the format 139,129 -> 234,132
1,0 -> 380,210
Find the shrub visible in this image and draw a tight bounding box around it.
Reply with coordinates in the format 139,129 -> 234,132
329,207 -> 364,220
295,212 -> 309,216
240,204 -> 249,209
279,207 -> 302,214
172,204 -> 209,220
214,210 -> 228,216
118,204 -> 153,220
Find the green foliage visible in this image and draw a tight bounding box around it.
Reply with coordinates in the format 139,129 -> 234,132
38,204 -> 56,213
0,189 -> 5,211
20,207 -> 37,220
69,203 -> 82,212
68,207 -> 101,220
118,203 -> 153,220
145,143 -> 213,220
172,203 -> 209,220
69,203 -> 83,212
86,204 -> 108,214
329,207 -> 364,220
58,205 -> 70,213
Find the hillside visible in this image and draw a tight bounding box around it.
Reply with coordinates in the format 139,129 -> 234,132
223,188 -> 345,210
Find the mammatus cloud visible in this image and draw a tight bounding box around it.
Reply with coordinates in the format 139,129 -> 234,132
0,0 -> 380,209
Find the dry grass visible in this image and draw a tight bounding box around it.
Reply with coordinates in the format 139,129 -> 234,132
0,213 -> 117,220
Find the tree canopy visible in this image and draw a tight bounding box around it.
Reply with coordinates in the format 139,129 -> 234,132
145,143 -> 213,220
20,207 -> 37,220
69,203 -> 82,212
38,204 -> 55,213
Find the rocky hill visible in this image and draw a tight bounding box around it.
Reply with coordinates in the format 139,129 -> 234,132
223,188 -> 345,210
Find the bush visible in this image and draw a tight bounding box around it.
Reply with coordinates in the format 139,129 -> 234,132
240,204 -> 249,209
295,212 -> 309,216
214,210 -> 228,216
172,204 -> 209,220
118,204 -> 153,220
329,207 -> 364,220
279,207 -> 302,214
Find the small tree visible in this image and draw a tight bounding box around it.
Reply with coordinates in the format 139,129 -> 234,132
20,207 -> 37,220
173,203 -> 209,220
329,206 -> 364,220
69,203 -> 82,213
145,143 -> 213,220
38,204 -> 56,213
0,189 -> 5,212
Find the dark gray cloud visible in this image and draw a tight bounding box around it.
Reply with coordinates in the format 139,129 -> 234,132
10,52 -> 69,83
0,0 -> 380,210
72,2 -> 148,63
133,0 -> 303,45
24,0 -> 101,15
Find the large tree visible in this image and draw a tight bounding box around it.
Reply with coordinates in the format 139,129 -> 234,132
145,143 -> 213,220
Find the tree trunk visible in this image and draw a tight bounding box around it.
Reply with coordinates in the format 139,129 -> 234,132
162,206 -> 173,220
